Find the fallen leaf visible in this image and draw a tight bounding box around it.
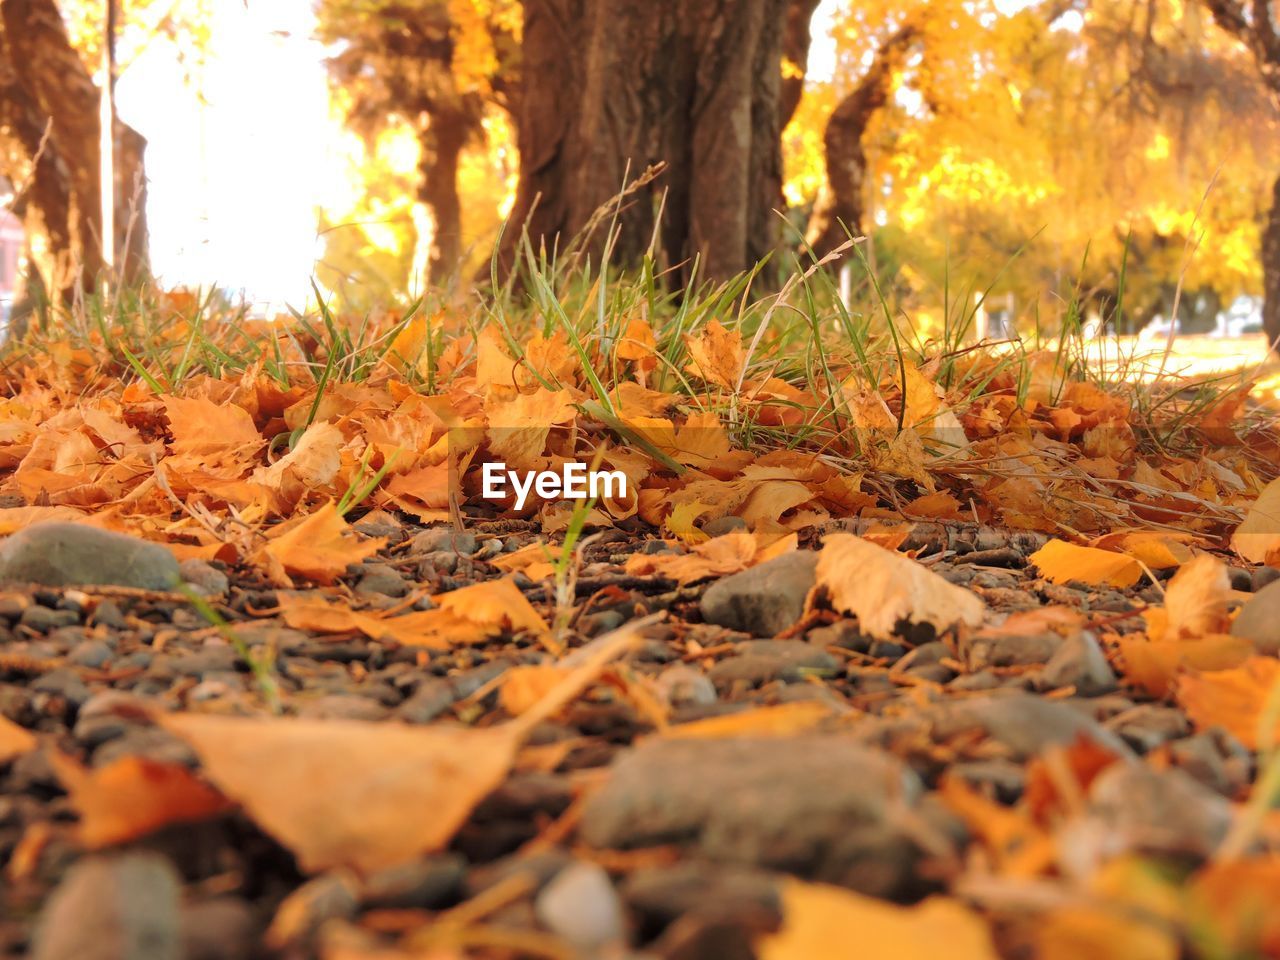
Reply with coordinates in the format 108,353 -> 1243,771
160,712 -> 520,873
1177,657 -> 1280,749
1090,530 -> 1194,570
937,776 -> 1055,877
435,576 -> 548,637
489,541 -> 556,580
0,715 -> 37,764
813,534 -> 985,640
1034,858 -> 1180,960
1189,859 -> 1280,957
624,531 -> 796,585
1160,554 -> 1231,640
1118,634 -> 1253,698
663,701 -> 834,739
157,616 -> 652,873
758,878 -> 999,960
499,664 -> 568,716
1232,476 -> 1280,564
260,502 -> 384,585
683,320 -> 744,390
50,752 -> 231,848
1029,539 -> 1143,588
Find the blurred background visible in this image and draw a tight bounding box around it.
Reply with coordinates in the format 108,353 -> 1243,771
1,0 -> 1278,346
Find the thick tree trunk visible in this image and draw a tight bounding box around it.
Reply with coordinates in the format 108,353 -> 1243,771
1264,173 -> 1280,346
503,0 -> 799,284
781,0 -> 821,127
0,0 -> 148,305
805,23 -> 918,259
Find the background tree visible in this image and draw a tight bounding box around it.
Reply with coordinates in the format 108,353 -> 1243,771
1200,0 -> 1280,344
0,0 -> 148,307
317,0 -> 518,284
502,0 -> 820,284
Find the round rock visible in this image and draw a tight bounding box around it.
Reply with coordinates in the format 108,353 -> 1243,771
0,524 -> 180,591
1230,578 -> 1280,654
699,551 -> 818,638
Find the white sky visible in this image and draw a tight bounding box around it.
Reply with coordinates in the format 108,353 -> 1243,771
117,0 -> 344,306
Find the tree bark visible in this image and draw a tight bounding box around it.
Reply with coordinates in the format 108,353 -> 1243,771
804,23 -> 918,259
418,113 -> 472,280
0,0 -> 148,305
781,0 -> 822,127
502,0 -> 800,285
1264,173 -> 1280,345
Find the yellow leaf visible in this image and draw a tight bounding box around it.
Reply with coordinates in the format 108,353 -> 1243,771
624,531 -> 796,585
1232,476 -> 1280,565
1090,530 -> 1194,570
436,576 -> 548,636
1029,539 -> 1143,588
814,534 -> 985,640
159,712 -> 520,874
1160,554 -> 1231,640
664,701 -> 833,739
499,664 -> 569,716
1177,656 -> 1280,749
683,320 -> 744,389
1117,634 -> 1252,698
50,752 -> 231,848
759,879 -> 998,960
261,502 -> 384,585
0,714 -> 37,764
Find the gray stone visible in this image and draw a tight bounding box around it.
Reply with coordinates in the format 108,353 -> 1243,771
1253,565 -> 1280,593
708,641 -> 839,688
806,620 -> 870,652
178,559 -> 229,597
294,694 -> 390,721
179,898 -> 256,960
931,692 -> 1131,760
1230,578 -> 1280,653
1037,632 -> 1117,697
410,527 -> 478,557
20,605 -> 80,632
701,516 -> 748,538
362,855 -> 466,909
31,852 -> 182,960
1085,763 -> 1232,860
579,735 -> 923,896
964,630 -> 1063,669
699,552 -> 818,637
623,863 -> 780,930
654,665 -> 717,707
31,668 -> 91,707
93,728 -> 198,768
165,646 -> 240,679
396,678 -> 456,724
354,563 -> 409,598
535,861 -> 626,951
1105,705 -> 1190,753
68,640 -> 113,669
0,524 -> 180,591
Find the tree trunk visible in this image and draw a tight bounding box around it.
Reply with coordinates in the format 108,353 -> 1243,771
1264,173 -> 1280,346
418,113 -> 473,281
804,23 -> 918,259
781,0 -> 821,128
0,0 -> 148,305
502,0 -> 797,285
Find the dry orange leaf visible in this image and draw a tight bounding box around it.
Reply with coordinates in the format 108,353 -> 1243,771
814,534 -> 985,640
158,617 -> 651,873
1189,859 -> 1280,957
683,320 -> 744,390
160,712 -> 519,873
1232,476 -> 1280,565
624,531 -> 796,585
758,878 -> 998,960
278,595 -> 460,649
937,776 -> 1055,878
1029,539 -> 1143,588
261,502 -> 383,585
1118,634 -> 1253,698
163,394 -> 264,462
489,541 -> 556,580
1177,656 -> 1280,749
0,714 -> 36,764
1159,554 -> 1231,640
50,752 -> 231,848
663,701 -> 833,739
435,576 -> 548,637
1090,530 -> 1194,570
499,664 -> 569,716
